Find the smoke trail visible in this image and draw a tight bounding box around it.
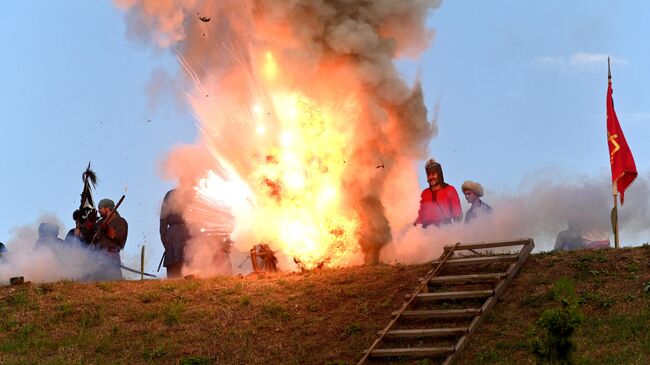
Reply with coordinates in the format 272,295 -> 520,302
117,1 -> 442,271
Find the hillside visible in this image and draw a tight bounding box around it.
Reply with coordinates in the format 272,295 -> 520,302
0,245 -> 649,365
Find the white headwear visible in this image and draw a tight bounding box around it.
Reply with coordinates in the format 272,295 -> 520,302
461,180 -> 484,197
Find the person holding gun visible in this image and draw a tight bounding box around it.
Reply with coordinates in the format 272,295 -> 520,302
93,197 -> 128,280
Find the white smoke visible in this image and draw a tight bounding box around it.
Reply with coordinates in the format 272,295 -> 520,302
381,173 -> 650,264
0,214 -> 110,284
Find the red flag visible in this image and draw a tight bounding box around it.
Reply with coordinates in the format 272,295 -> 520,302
607,60 -> 637,205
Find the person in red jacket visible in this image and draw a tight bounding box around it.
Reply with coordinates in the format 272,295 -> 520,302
414,159 -> 462,228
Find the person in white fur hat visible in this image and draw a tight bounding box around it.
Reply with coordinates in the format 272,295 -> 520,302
461,180 -> 493,224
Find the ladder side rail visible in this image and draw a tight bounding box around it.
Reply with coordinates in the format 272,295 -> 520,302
443,238 -> 533,252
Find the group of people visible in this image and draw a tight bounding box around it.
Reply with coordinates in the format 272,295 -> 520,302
414,159 -> 493,228
2,158 -> 613,283
32,198 -> 129,281
5,181 -> 226,282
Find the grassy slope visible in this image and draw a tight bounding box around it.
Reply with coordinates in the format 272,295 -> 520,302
0,246 -> 649,365
458,246 -> 650,365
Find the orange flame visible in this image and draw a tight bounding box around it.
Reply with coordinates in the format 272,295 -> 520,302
196,52 -> 363,269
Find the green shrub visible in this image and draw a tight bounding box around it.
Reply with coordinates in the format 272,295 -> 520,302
529,278 -> 583,364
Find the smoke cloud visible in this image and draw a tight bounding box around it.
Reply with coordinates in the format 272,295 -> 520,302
117,0 -> 442,272
0,214 -> 102,284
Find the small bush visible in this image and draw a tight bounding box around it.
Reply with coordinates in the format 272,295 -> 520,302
529,278 -> 583,364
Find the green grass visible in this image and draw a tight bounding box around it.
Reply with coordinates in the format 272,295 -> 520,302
0,248 -> 648,365
261,302 -> 289,320
164,298 -> 185,325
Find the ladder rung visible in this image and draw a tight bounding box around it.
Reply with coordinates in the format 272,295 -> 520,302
378,327 -> 467,338
394,308 -> 481,319
366,346 -> 455,357
433,255 -> 518,267
429,272 -> 507,284
408,290 -> 494,301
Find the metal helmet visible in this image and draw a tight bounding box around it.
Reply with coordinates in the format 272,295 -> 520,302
425,159 -> 444,183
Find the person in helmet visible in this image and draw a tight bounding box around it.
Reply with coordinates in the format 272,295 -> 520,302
93,198 -> 128,281
413,159 -> 462,228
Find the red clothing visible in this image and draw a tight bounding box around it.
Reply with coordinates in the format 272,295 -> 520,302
415,184 -> 462,227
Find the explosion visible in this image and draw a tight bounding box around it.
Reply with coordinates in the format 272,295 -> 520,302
117,0 -> 441,271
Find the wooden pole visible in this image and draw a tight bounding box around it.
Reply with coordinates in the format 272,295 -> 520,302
141,245 -> 145,280
612,189 -> 620,249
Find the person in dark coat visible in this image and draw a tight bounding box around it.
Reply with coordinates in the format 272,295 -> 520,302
93,198 -> 128,280
34,223 -> 64,249
159,187 -> 192,278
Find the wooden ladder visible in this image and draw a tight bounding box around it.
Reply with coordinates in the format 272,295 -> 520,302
358,238 -> 535,365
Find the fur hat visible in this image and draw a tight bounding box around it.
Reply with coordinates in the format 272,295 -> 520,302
461,180 -> 484,197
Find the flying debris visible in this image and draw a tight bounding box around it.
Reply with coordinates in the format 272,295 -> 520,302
199,16 -> 210,22
376,157 -> 385,169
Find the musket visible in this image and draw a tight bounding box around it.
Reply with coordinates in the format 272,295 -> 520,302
91,194 -> 126,244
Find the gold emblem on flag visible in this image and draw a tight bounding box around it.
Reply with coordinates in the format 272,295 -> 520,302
608,131 -> 620,164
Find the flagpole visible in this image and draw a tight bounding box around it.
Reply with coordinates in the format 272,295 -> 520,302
609,57 -> 620,249
612,187 -> 619,249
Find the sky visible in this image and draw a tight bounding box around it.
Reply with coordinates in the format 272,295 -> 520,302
1,1 -> 649,277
